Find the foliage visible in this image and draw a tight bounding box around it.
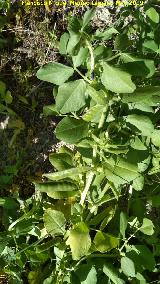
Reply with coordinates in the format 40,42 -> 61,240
1,3 -> 160,284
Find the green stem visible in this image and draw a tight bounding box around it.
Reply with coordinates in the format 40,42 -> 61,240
119,230 -> 138,253
106,53 -> 121,62
15,234 -> 48,256
80,171 -> 95,206
90,196 -> 117,214
74,67 -> 92,84
74,253 -> 119,269
119,219 -> 139,253
86,40 -> 94,74
98,105 -> 108,129
98,182 -> 110,199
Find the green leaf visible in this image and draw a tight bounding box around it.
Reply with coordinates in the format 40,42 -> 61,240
0,80 -> 6,95
143,40 -> 158,52
82,8 -> 95,29
121,256 -> 135,277
66,222 -> 91,260
68,16 -> 81,33
120,212 -> 128,239
56,79 -> 86,113
14,219 -> 34,235
148,166 -> 160,175
56,117 -> 88,144
103,264 -> 124,284
43,166 -> 90,181
126,114 -> 154,136
36,62 -> 74,85
133,175 -> 144,191
136,273 -> 146,283
120,53 -> 155,78
0,197 -> 18,209
89,207 -> 114,226
146,7 -> 159,23
100,207 -> 116,230
139,218 -> 154,235
5,90 -> 12,104
49,152 -> 73,171
129,103 -> 153,113
86,85 -> 106,105
67,32 -> 81,54
72,47 -> 88,68
122,86 -> 160,106
130,137 -> 147,151
43,276 -> 54,284
43,104 -> 58,116
114,34 -> 130,51
154,25 -> 160,44
93,231 -> 119,253
59,32 -> 69,55
148,196 -> 160,208
43,209 -> 66,236
151,130 -> 160,147
35,181 -> 77,192
104,156 -> 140,186
126,245 -> 155,271
94,46 -> 112,61
101,63 -> 136,93
34,181 -> 78,199
95,27 -> 118,40
83,105 -> 105,122
75,265 -> 97,284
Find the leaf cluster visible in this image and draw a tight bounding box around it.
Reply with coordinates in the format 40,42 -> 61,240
1,4 -> 160,284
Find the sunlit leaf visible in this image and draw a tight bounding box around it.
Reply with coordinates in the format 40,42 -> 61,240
36,63 -> 74,85
43,209 -> 66,236
101,63 -> 136,93
66,222 -> 91,260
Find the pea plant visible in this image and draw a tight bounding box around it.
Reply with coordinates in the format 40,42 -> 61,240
1,3 -> 160,284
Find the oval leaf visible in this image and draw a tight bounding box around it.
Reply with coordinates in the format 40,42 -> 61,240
139,218 -> 154,235
36,62 -> 74,85
101,63 -> 136,93
35,181 -> 78,199
56,79 -> 86,114
121,256 -> 135,278
43,209 -> 66,236
103,264 -> 124,284
126,114 -> 154,136
56,117 -> 88,144
49,153 -> 73,171
146,7 -> 159,23
94,231 -> 119,253
43,166 -> 90,181
151,130 -> 160,147
66,222 -> 91,260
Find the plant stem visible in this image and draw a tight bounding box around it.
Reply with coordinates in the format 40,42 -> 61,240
106,53 -> 121,62
119,219 -> 139,253
85,40 -> 94,74
98,105 -> 108,129
74,253 -> 119,269
74,67 -> 92,84
15,234 -> 48,256
119,230 -> 138,253
80,171 -> 94,206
